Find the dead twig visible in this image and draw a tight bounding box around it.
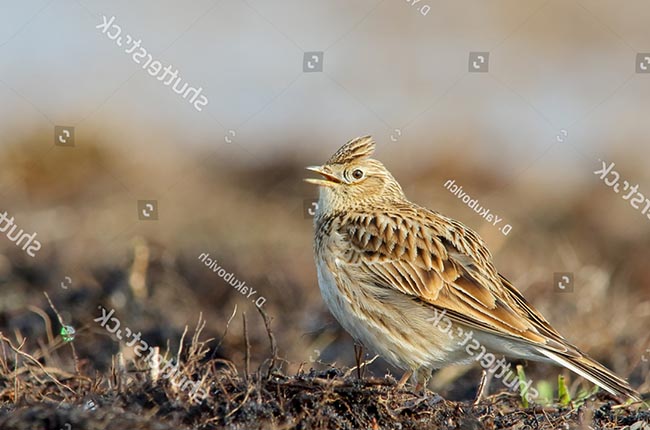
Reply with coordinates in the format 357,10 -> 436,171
210,305 -> 237,361
0,334 -> 75,395
43,292 -> 80,374
256,304 -> 278,379
242,313 -> 250,382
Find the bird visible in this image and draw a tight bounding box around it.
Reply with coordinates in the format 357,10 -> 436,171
305,135 -> 641,403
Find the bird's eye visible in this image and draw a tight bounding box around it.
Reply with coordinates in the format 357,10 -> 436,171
352,169 -> 364,180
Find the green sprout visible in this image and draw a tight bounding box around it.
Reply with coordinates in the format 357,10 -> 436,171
60,325 -> 76,343
516,365 -> 529,408
558,375 -> 572,406
573,385 -> 599,408
536,380 -> 554,405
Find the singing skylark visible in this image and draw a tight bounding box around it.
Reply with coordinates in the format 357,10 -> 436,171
305,135 -> 641,402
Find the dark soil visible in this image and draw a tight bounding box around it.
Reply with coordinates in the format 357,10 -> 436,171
1,144 -> 649,429
1,366 -> 648,430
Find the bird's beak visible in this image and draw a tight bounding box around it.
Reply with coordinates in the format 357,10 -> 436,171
304,165 -> 342,186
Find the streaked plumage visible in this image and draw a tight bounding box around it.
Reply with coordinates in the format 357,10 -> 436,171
306,135 -> 640,402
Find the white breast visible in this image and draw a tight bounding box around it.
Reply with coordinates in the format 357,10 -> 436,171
314,250 -> 469,371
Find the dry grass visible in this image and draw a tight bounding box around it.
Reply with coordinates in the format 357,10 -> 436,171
0,290 -> 648,430
0,139 -> 649,428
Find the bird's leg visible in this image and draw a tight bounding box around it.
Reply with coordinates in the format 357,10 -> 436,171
396,370 -> 413,389
473,369 -> 493,405
354,343 -> 364,380
414,368 -> 431,394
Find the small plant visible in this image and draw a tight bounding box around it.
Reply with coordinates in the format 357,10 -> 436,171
558,375 -> 572,406
536,380 -> 554,405
60,325 -> 76,343
516,365 -> 530,408
573,385 -> 599,407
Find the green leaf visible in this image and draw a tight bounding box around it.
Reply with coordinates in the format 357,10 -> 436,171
536,380 -> 554,405
558,375 -> 571,406
516,365 -> 529,408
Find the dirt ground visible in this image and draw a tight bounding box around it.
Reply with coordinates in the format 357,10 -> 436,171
0,284 -> 648,430
0,142 -> 649,429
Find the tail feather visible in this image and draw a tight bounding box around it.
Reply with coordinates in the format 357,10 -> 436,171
536,347 -> 641,402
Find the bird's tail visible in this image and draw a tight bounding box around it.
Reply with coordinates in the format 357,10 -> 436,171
535,347 -> 641,402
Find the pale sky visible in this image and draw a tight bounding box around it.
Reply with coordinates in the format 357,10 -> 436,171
1,0 -> 649,181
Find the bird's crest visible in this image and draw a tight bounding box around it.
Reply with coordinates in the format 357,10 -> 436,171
326,135 -> 376,165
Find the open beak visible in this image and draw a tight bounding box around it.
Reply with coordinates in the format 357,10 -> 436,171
304,165 -> 342,186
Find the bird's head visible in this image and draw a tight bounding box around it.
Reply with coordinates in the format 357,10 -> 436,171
305,136 -> 405,213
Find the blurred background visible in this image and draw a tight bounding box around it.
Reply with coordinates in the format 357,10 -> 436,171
1,0 -> 649,400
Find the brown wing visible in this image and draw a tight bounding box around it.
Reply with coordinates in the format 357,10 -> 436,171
338,204 -> 577,355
